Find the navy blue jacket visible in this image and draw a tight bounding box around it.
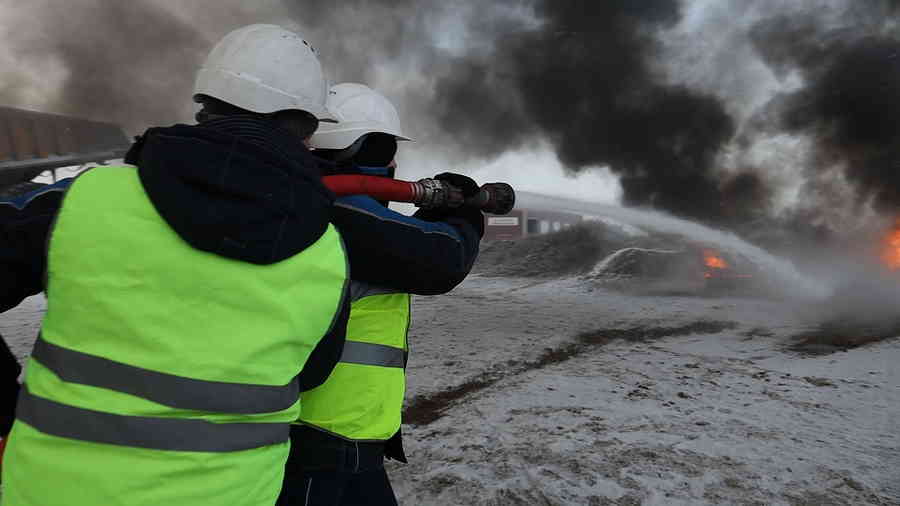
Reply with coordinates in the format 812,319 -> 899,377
1,182 -> 65,436
1,181 -> 71,313
332,195 -> 480,296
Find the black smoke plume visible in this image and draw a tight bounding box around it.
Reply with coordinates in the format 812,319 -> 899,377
789,39 -> 900,215
750,3 -> 900,216
427,0 -> 761,223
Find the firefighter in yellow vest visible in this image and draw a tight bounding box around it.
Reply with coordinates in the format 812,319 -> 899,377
0,25 -> 352,506
277,84 -> 485,505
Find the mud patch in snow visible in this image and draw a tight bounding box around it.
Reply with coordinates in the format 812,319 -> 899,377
404,321 -> 738,426
788,320 -> 900,356
789,326 -> 900,356
579,321 -> 738,345
787,276 -> 900,355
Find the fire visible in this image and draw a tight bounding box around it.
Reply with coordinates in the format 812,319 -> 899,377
882,222 -> 900,271
701,247 -> 753,283
703,249 -> 729,270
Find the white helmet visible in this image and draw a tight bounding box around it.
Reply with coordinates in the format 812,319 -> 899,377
194,24 -> 333,120
309,83 -> 412,150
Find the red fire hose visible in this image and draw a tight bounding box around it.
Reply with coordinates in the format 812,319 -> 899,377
323,175 -> 415,203
321,175 -> 516,215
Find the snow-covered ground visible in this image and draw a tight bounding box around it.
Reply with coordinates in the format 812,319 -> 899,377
2,276 -> 898,505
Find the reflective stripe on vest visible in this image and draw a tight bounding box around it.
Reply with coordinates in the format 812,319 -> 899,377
298,282 -> 410,442
339,341 -> 405,368
16,388 -> 289,452
31,333 -> 302,414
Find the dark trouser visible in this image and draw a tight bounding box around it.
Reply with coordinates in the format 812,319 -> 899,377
1,334 -> 21,436
278,426 -> 398,506
281,468 -> 398,506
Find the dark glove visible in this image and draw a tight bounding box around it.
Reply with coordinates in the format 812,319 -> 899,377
434,172 -> 479,198
415,173 -> 484,238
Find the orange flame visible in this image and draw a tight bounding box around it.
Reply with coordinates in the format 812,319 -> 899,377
703,249 -> 729,270
882,223 -> 900,271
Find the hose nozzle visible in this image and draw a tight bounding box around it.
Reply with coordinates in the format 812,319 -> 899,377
413,180 -> 516,215
465,182 -> 516,215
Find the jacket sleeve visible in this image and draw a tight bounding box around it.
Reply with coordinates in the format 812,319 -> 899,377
0,179 -> 71,313
331,195 -> 481,295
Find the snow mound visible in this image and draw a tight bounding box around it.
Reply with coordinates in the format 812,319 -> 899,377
584,247 -> 713,295
474,223 -> 614,278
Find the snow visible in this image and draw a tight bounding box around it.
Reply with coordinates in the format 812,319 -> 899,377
1,295 -> 43,379
29,163 -> 117,185
391,276 -> 899,505
2,277 -> 898,505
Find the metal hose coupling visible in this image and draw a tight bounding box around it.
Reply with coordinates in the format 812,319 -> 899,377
412,178 -> 461,210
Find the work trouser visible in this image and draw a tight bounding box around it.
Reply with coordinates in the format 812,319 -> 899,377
0,334 -> 20,436
278,426 -> 398,506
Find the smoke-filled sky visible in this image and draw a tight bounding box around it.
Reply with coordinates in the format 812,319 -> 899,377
0,0 -> 897,230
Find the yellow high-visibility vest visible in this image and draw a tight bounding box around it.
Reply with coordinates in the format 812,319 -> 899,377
298,283 -> 410,441
1,165 -> 348,506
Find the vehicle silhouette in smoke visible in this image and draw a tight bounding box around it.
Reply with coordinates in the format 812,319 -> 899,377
585,239 -> 764,296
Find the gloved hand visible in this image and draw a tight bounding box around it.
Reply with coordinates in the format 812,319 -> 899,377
415,173 -> 484,238
435,172 -> 478,197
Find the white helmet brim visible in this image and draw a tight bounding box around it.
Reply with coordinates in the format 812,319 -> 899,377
309,120 -> 412,150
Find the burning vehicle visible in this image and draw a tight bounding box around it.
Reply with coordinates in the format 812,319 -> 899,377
587,241 -> 766,297
700,248 -> 756,292
881,219 -> 900,273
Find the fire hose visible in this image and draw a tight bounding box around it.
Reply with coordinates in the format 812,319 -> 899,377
322,175 -> 516,215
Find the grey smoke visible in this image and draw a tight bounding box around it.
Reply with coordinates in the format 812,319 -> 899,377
0,0 -> 208,131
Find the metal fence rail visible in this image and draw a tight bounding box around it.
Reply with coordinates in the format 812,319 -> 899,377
0,106 -> 130,187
